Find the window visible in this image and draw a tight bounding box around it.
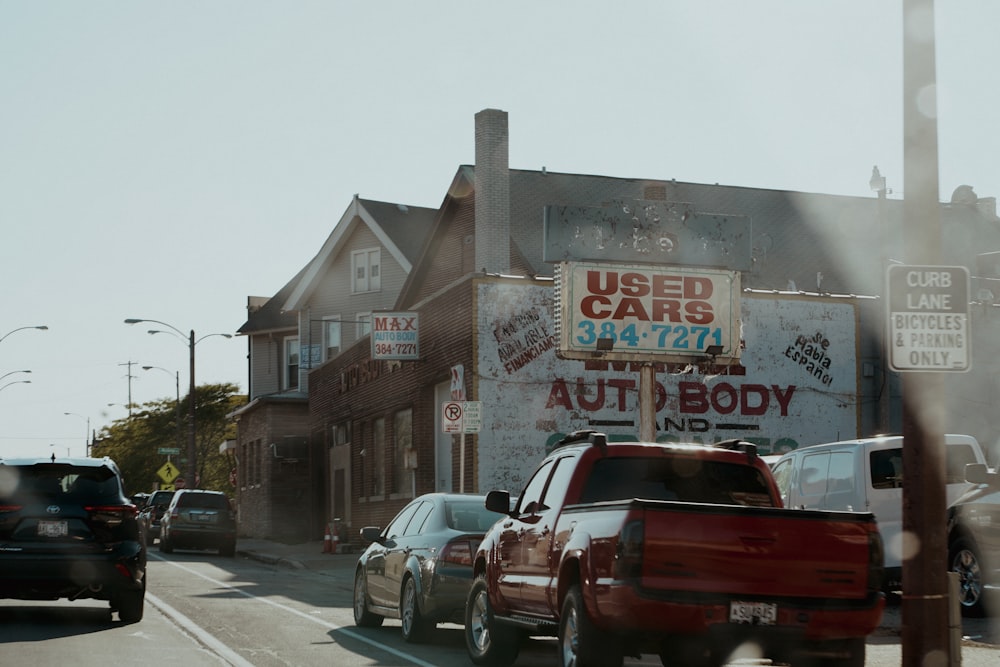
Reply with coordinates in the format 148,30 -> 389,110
356,312 -> 371,339
323,316 -> 341,361
352,248 -> 381,293
333,422 -> 351,448
871,449 -> 903,489
371,417 -> 385,497
392,409 -> 412,495
284,336 -> 299,390
515,459 -> 555,515
384,501 -> 419,540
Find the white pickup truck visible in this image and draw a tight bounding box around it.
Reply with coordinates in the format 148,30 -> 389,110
770,433 -> 988,591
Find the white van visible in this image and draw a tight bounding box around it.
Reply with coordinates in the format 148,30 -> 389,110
770,434 -> 988,590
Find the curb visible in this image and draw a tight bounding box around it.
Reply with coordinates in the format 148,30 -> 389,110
238,549 -> 306,570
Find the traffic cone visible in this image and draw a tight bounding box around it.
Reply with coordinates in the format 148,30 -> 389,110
330,521 -> 340,554
322,524 -> 332,554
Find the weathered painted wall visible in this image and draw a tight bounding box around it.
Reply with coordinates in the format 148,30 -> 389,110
475,281 -> 859,494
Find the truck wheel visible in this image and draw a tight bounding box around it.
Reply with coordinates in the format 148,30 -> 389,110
950,536 -> 987,617
400,575 -> 431,643
465,574 -> 519,666
559,585 -> 622,667
353,569 -> 384,628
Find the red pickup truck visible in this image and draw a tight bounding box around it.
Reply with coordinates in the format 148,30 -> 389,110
465,431 -> 885,667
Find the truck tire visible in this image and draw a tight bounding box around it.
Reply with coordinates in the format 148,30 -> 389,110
353,569 -> 384,628
465,574 -> 519,666
559,584 -> 622,667
950,535 -> 987,617
400,575 -> 431,643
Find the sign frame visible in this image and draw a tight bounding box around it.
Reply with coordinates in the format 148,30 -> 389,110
371,312 -> 420,361
886,264 -> 970,373
555,261 -> 742,363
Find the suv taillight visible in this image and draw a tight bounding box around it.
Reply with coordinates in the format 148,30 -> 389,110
0,505 -> 23,512
84,504 -> 137,527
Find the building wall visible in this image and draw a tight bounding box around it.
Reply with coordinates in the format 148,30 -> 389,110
233,398 -> 310,540
308,277 -> 475,535
472,280 -> 861,494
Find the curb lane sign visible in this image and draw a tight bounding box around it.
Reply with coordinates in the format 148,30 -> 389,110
887,264 -> 970,372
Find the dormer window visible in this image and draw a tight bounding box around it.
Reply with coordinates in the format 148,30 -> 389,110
352,248 -> 381,293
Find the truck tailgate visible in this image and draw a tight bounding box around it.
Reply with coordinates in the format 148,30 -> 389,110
638,501 -> 879,600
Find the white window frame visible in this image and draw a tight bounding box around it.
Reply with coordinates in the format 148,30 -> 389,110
352,248 -> 381,294
283,336 -> 299,390
356,312 -> 372,339
323,315 -> 342,361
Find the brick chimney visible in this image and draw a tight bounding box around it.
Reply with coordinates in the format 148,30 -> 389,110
474,109 -> 511,274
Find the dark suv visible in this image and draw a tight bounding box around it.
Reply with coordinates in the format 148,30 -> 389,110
138,489 -> 175,544
0,455 -> 146,623
159,489 -> 236,556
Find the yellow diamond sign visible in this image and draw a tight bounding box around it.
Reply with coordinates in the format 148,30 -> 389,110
157,461 -> 180,484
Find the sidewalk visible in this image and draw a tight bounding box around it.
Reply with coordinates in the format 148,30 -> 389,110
236,537 -> 359,572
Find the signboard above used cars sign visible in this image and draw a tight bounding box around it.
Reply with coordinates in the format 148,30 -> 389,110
887,264 -> 970,372
555,262 -> 742,363
543,200 -> 752,272
371,312 -> 419,361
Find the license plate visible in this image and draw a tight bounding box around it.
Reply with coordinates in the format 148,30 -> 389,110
194,513 -> 214,522
37,520 -> 68,537
729,601 -> 777,625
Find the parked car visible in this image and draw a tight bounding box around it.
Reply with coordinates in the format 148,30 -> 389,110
138,489 -> 175,544
948,463 -> 1000,617
158,489 -> 237,556
353,492 -> 498,643
0,455 -> 147,623
130,492 -> 150,509
770,433 -> 986,590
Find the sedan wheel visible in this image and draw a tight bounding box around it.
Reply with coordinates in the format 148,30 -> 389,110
400,575 -> 430,643
353,569 -> 384,627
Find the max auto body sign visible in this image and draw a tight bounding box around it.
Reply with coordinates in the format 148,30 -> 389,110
556,262 -> 741,362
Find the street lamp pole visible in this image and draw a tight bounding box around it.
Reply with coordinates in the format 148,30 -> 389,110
142,366 -> 182,452
0,380 -> 31,393
0,370 -> 31,382
0,325 -> 48,344
125,319 -> 231,489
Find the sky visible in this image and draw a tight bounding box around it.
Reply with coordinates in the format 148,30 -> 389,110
2,1 -> 998,459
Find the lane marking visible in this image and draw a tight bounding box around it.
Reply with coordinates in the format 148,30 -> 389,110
150,554 -> 438,667
146,591 -> 255,667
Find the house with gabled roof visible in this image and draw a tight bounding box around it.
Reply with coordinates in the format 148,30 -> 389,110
234,107 -> 1000,543
231,196 -> 435,541
299,108 -> 1000,541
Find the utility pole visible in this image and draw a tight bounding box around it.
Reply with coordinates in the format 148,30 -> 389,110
901,1 -> 950,664
118,360 -> 137,417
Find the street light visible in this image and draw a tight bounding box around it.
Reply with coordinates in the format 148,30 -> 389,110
0,325 -> 48,344
63,412 -> 91,457
124,318 -> 233,488
142,365 -> 182,453
0,380 -> 31,393
0,370 -> 30,382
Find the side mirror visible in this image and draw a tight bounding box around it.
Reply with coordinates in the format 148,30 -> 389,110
360,526 -> 383,544
965,463 -> 993,485
485,490 -> 512,515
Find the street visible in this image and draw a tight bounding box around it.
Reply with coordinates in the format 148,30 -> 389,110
0,545 -> 997,666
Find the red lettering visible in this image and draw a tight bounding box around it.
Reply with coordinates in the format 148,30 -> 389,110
740,384 -> 769,416
679,382 -> 709,414
773,385 -> 796,416
685,277 -> 714,299
650,299 -> 682,322
585,270 -> 617,295
619,272 -> 650,297
711,384 -> 738,414
612,298 -> 649,320
650,275 -> 683,298
607,379 -> 633,411
684,301 -> 714,325
545,379 -> 573,409
580,295 -> 612,319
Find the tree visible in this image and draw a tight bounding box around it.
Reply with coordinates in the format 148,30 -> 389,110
93,382 -> 245,495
